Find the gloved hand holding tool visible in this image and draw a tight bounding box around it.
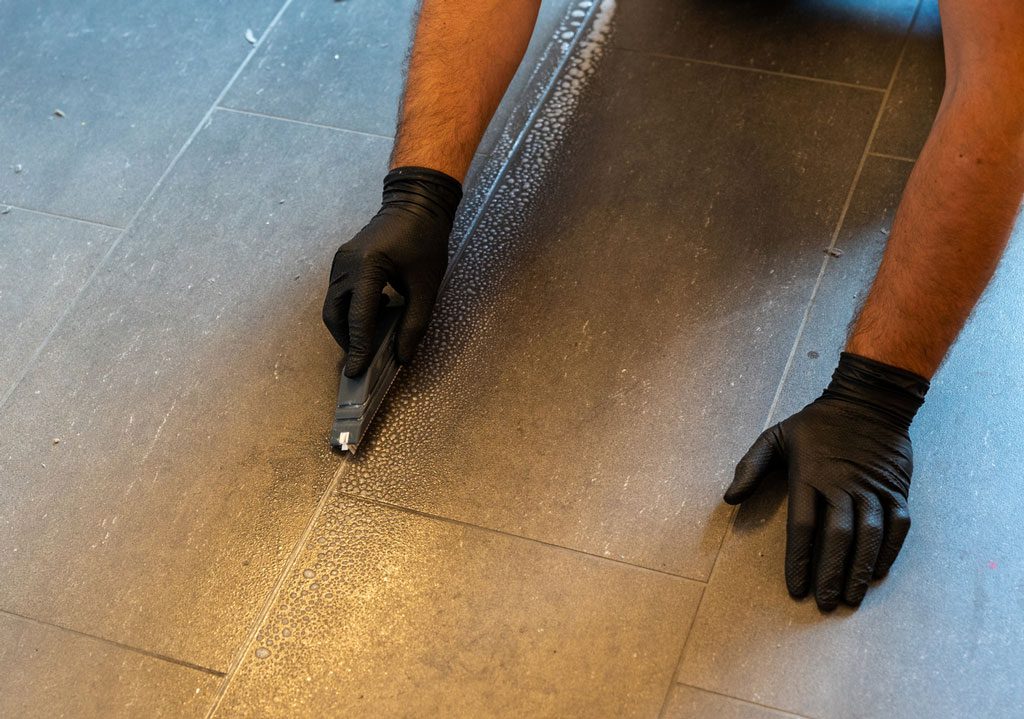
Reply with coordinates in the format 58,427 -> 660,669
322,166 -> 462,378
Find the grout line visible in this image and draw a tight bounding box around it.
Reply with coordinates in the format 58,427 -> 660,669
203,458 -> 356,717
0,609 -> 225,678
0,0 -> 297,415
616,46 -> 888,93
215,105 -> 394,141
652,3 -> 924,711
438,0 -> 604,296
203,6 -> 619,711
656,584 -> 706,719
868,150 -> 917,163
673,682 -> 815,719
338,490 -> 703,583
0,203 -> 126,231
762,1 -> 921,430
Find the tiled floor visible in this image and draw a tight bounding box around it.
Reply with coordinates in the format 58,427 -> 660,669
2,0 -> 1022,717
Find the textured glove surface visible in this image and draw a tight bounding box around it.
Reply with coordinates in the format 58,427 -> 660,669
725,352 -> 929,610
323,166 -> 462,377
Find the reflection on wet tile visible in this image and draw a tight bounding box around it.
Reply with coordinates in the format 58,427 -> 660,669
679,157 -> 1024,719
0,0 -> 281,225
872,0 -> 944,158
0,612 -> 217,719
216,495 -> 703,718
223,0 -> 577,156
0,210 -> 118,391
0,111 -> 389,670
336,50 -> 881,580
612,0 -> 919,87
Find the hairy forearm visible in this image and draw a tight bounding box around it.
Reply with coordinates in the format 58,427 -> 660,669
847,92 -> 1024,378
391,0 -> 541,181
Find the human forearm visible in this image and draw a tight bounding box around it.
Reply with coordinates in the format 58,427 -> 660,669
390,0 -> 542,181
847,101 -> 1024,377
847,2 -> 1024,379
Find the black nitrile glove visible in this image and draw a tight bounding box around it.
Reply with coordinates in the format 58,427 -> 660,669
323,166 -> 462,377
725,352 -> 929,611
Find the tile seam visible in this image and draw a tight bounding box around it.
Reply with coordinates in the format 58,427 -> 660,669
203,457 -> 358,716
656,585 -> 706,718
0,0 -> 297,415
1,0 -> 298,688
0,609 -> 226,678
615,46 -> 888,93
437,0 -> 606,295
868,151 -> 917,163
674,681 -> 817,719
214,105 -> 394,140
204,1 -> 609,714
654,0 -> 924,710
339,490 -> 706,583
0,204 -> 126,231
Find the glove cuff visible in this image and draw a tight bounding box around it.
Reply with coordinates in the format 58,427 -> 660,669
822,352 -> 929,429
382,166 -> 463,227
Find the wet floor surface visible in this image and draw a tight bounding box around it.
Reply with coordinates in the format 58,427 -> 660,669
1,0 -> 1021,717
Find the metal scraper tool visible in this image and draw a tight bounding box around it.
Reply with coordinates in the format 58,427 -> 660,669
330,300 -> 404,453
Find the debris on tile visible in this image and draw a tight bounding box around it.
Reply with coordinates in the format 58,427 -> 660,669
807,350 -> 819,359
824,247 -> 844,257
245,28 -> 257,44
0,206 -> 11,215
52,438 -> 61,445
14,164 -> 23,173
53,109 -> 66,118
278,199 -> 285,204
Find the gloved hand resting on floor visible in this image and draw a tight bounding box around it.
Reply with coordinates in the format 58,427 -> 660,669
724,352 -> 929,611
323,166 -> 462,377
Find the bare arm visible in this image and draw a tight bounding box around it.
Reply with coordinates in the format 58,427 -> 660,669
390,0 -> 542,182
847,1 -> 1024,378
324,1 -> 541,373
728,2 -> 1024,611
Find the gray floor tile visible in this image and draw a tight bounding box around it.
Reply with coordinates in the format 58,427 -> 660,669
221,0 -> 577,157
214,495 -> 702,718
0,612 -> 218,719
872,0 -> 944,159
0,0 -> 282,226
0,209 -> 118,392
663,685 -> 802,719
679,157 -> 1024,719
337,50 -> 882,580
0,110 -> 392,671
612,0 -> 919,87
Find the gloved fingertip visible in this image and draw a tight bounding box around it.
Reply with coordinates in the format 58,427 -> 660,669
395,320 -> 428,365
786,575 -> 810,599
395,337 -> 418,365
844,571 -> 872,604
721,485 -> 746,505
726,427 -> 782,505
344,353 -> 368,378
723,471 -> 758,505
844,588 -> 867,607
815,593 -> 840,612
